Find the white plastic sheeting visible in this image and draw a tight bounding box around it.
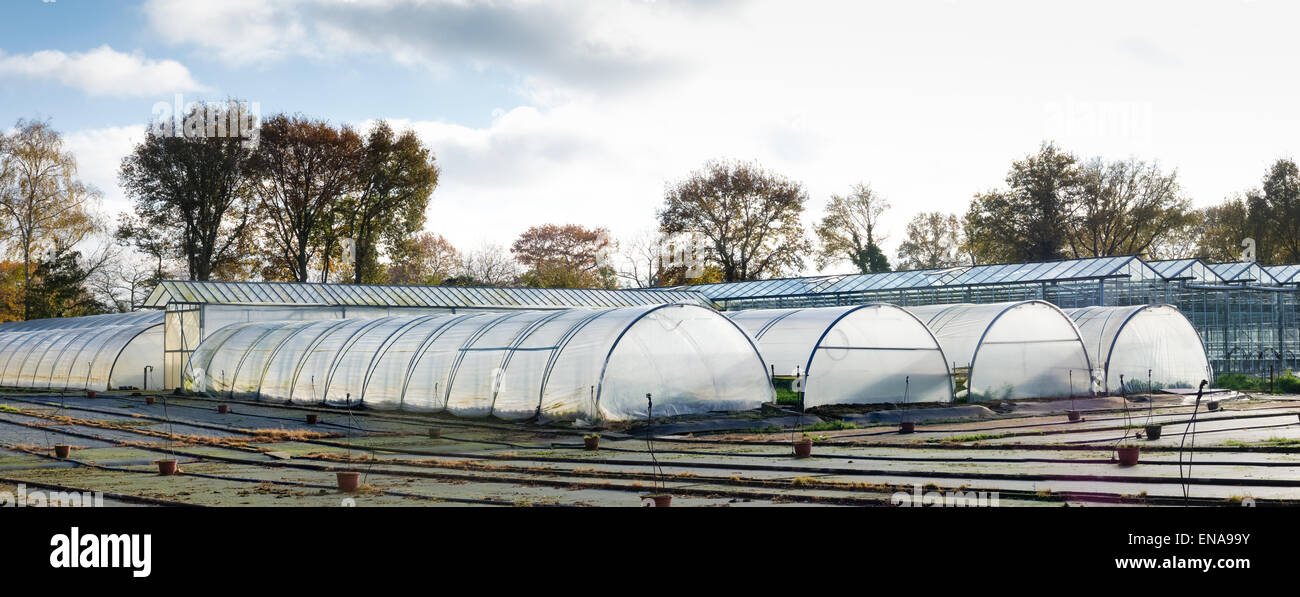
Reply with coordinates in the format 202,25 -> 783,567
184,304 -> 773,421
907,301 -> 1094,401
727,304 -> 952,407
1066,305 -> 1212,394
0,312 -> 165,391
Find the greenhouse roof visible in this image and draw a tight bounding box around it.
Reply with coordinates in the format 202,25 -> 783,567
143,280 -> 709,309
1207,262 -> 1278,285
1148,259 -> 1225,283
682,256 -> 1162,301
1265,264 -> 1300,285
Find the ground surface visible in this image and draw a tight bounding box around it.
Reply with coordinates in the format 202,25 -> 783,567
1,389 -> 1297,507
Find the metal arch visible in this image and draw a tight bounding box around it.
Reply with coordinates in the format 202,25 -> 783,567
225,323 -> 296,399
185,322 -> 253,393
751,308 -> 803,340
440,311 -> 527,411
18,330 -> 71,387
285,319 -> 368,404
57,326 -> 120,390
1093,305 -> 1150,393
1,331 -> 50,385
798,304 -> 956,403
102,323 -> 165,391
1097,304 -> 1212,394
396,313 -> 482,409
357,314 -> 449,404
535,307 -> 622,418
487,310 -> 571,415
319,316 -> 403,404
966,300 -> 1095,400
253,321 -> 330,400
0,332 -> 34,384
42,327 -> 105,389
592,303 -> 774,418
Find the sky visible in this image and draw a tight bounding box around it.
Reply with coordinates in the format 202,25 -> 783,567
2,0 -> 1299,277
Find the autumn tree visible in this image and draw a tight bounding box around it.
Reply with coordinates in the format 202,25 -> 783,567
248,114 -> 362,282
896,212 -> 964,270
815,183 -> 890,273
446,243 -> 519,287
1260,159 -> 1300,263
336,121 -> 440,284
0,119 -> 102,319
119,102 -> 256,282
387,232 -> 459,285
1068,158 -> 1194,258
615,230 -> 723,288
964,143 -> 1080,264
658,159 -> 810,282
511,224 -> 615,289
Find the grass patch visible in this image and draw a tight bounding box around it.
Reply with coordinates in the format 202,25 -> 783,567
926,432 -> 1009,443
774,387 -> 801,405
802,420 -> 858,432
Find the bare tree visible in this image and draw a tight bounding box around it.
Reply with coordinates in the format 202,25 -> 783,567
815,183 -> 891,272
450,242 -> 520,287
896,212 -> 964,270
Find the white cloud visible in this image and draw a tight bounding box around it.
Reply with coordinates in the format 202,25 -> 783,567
0,45 -> 207,97
62,125 -> 147,216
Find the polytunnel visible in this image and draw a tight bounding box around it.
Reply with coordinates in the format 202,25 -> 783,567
906,301 -> 1093,401
727,304 -> 952,407
183,303 -> 773,421
1065,305 -> 1212,394
0,311 -> 165,391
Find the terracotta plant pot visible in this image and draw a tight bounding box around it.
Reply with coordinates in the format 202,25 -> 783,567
1117,446 -> 1140,466
86,390 -> 96,399
428,427 -> 442,439
145,396 -> 155,405
1206,401 -> 1220,412
1144,425 -> 1162,440
793,439 -> 813,458
1067,410 -> 1082,422
583,436 -> 599,451
643,494 -> 672,507
54,444 -> 71,459
305,414 -> 319,425
899,421 -> 916,434
336,471 -> 361,493
155,459 -> 179,476
217,404 -> 229,414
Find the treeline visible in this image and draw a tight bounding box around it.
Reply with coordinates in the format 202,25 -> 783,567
5,108 -> 1300,323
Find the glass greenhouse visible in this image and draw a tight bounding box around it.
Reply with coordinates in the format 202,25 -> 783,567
1066,305 -> 1213,394
905,301 -> 1094,401
0,311 -> 165,391
726,304 -> 952,407
183,303 -> 773,421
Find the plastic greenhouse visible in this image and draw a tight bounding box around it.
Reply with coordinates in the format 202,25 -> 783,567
726,304 -> 952,407
0,311 -> 165,391
183,303 -> 773,421
905,301 -> 1094,401
1066,305 -> 1212,394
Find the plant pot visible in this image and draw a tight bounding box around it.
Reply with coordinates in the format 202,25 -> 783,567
899,421 -> 916,434
428,427 -> 442,439
155,459 -> 179,476
1117,446 -> 1140,466
217,404 -> 229,414
1067,410 -> 1081,422
793,439 -> 813,458
1206,401 -> 1220,412
305,414 -> 319,425
1144,425 -> 1162,440
336,471 -> 361,493
54,444 -> 71,459
85,390 -> 96,399
145,396 -> 155,405
643,494 -> 672,507
583,436 -> 599,451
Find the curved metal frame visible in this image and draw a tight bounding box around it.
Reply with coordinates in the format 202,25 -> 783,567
966,300 -> 1094,400
799,304 -> 956,403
